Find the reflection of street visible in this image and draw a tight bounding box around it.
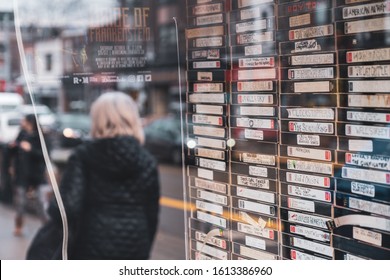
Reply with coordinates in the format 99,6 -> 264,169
0,164 -> 186,260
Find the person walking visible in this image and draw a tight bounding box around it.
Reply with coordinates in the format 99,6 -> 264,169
9,114 -> 48,236
27,92 -> 160,260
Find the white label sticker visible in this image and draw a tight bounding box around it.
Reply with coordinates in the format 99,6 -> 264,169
197,168 -> 214,180
237,175 -> 270,189
189,93 -> 224,104
288,67 -> 334,80
236,19 -> 268,33
195,104 -> 223,115
239,57 -> 275,68
289,122 -> 334,134
294,81 -> 332,93
196,200 -> 224,215
237,94 -> 273,104
291,53 -> 334,66
351,181 -> 375,198
238,199 -> 274,215
197,190 -> 228,205
236,186 -> 275,204
197,137 -> 226,149
288,211 -> 329,229
196,14 -> 224,26
238,0 -> 273,8
346,153 -> 390,171
248,166 -> 268,177
288,146 -> 332,161
236,118 -> 274,129
197,211 -> 227,228
348,95 -> 390,108
240,7 -> 260,20
195,231 -> 226,249
193,60 -> 221,69
347,111 -> 390,124
342,167 -> 390,185
194,177 -> 227,194
287,172 -> 330,188
237,81 -> 274,92
287,108 -> 335,120
343,2 -> 390,19
349,196 -> 390,217
353,227 -> 382,247
292,237 -> 334,257
287,159 -> 333,175
237,222 -> 274,239
193,4 -> 223,16
289,13 -> 311,28
237,245 -> 277,260
237,32 -> 274,44
240,107 -> 275,116
293,39 -> 322,53
347,48 -> 390,63
289,24 -> 333,40
345,124 -> 390,140
243,153 -> 276,166
195,241 -> 228,260
192,114 -> 222,126
244,129 -> 264,140
244,45 -> 263,56
192,49 -> 221,60
348,65 -> 390,78
197,72 -> 214,82
344,254 -> 366,260
194,252 -> 214,260
288,185 -> 332,203
193,83 -> 223,93
349,80 -> 390,93
291,250 -> 327,260
288,197 -> 315,212
290,225 -> 331,242
245,236 -> 266,250
193,125 -> 225,138
296,134 -> 321,147
199,158 -> 226,171
348,140 -> 373,152
195,37 -> 223,48
187,25 -> 224,39
238,69 -> 277,80
345,17 -> 390,34
196,147 -> 225,160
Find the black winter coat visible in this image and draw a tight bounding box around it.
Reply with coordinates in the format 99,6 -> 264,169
27,136 -> 160,260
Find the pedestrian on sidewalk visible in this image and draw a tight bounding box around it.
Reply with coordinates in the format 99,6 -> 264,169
8,114 -> 48,236
27,92 -> 160,260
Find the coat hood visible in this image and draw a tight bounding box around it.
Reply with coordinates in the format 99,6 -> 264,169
78,136 -> 156,179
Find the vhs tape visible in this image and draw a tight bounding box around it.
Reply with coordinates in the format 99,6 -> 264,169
230,105 -> 276,117
232,173 -> 277,192
191,239 -> 229,259
280,156 -> 334,176
188,48 -> 227,61
231,0 -> 275,10
232,197 -> 277,217
280,145 -> 335,162
339,94 -> 390,109
187,124 -> 227,138
282,233 -> 334,258
337,32 -> 390,51
188,104 -> 226,115
278,9 -> 334,30
335,192 -> 390,217
231,151 -> 277,166
232,139 -> 278,154
281,221 -> 331,243
280,52 -> 336,67
232,42 -> 277,57
281,120 -> 336,135
230,4 -> 275,23
337,108 -> 390,124
337,151 -> 390,172
231,162 -> 277,179
187,70 -> 230,82
187,13 -> 226,28
339,64 -> 390,79
230,116 -> 276,130
188,176 -> 229,195
187,165 -> 230,183
279,37 -> 336,55
280,195 -> 333,217
337,122 -> 390,140
231,185 -> 277,205
231,220 -> 278,242
335,178 -> 390,203
231,81 -> 277,92
231,231 -> 279,255
282,246 -> 331,260
231,127 -> 279,143
230,17 -> 275,34
280,132 -> 338,149
280,208 -> 330,229
233,243 -> 278,260
231,93 -> 277,105
280,183 -> 333,203
280,170 -> 334,189
280,107 -> 335,120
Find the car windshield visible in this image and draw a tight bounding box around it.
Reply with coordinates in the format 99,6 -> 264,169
58,114 -> 91,131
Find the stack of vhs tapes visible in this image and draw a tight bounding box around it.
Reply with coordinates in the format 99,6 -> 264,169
334,0 -> 390,260
278,0 -> 336,260
229,0 -> 280,260
186,0 -> 232,260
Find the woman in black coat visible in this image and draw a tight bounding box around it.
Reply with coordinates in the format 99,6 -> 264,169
27,92 -> 160,260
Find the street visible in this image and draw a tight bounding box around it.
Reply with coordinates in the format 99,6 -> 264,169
0,164 -> 187,260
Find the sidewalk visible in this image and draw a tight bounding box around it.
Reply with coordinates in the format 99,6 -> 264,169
0,203 -> 186,260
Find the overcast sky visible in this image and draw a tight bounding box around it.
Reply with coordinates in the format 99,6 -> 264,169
0,0 -> 14,11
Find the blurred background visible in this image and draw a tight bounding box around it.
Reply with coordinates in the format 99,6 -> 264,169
0,0 -> 188,259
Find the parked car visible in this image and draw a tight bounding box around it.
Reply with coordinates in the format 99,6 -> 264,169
0,92 -> 23,113
144,116 -> 183,164
18,104 -> 56,132
52,113 -> 91,149
0,111 -> 23,146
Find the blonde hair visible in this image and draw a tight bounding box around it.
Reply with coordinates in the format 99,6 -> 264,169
90,91 -> 144,144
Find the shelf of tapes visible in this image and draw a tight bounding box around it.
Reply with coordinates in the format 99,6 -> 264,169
278,0 -> 337,260
186,0 -> 232,260
229,0 -> 280,260
333,0 -> 390,260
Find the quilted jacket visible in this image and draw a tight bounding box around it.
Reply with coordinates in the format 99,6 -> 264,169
27,136 -> 160,260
